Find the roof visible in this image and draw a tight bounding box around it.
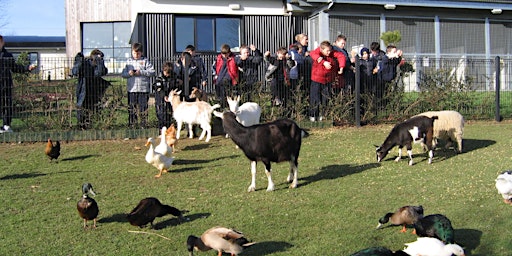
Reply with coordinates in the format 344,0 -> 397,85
3,36 -> 66,48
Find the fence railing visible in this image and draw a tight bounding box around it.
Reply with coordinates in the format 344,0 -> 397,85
0,56 -> 510,142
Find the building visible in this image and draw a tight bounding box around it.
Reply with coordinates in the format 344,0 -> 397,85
65,0 -> 512,89
3,36 -> 67,80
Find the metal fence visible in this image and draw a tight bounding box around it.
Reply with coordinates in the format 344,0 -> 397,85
0,55 -> 510,142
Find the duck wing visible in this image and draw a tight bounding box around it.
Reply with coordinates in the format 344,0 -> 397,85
127,198 -> 159,226
414,214 -> 454,244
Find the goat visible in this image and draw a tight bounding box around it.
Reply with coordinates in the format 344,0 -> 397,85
376,115 -> 438,165
167,89 -> 220,142
188,87 -> 208,102
226,96 -> 261,127
213,110 -> 309,192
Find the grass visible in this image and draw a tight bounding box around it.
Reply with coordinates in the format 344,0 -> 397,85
1,121 -> 512,255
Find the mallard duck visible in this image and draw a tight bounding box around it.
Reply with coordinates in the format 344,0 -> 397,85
413,214 -> 454,244
403,237 -> 465,256
495,170 -> 512,205
377,205 -> 424,232
155,126 -> 173,157
77,183 -> 99,229
350,246 -> 410,256
45,138 -> 60,162
126,197 -> 187,228
145,138 -> 174,178
187,226 -> 255,256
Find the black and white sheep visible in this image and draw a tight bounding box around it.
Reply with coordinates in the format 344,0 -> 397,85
414,110 -> 464,153
376,115 -> 438,165
213,110 -> 309,192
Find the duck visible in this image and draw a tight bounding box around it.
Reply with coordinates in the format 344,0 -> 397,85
77,183 -> 99,229
145,137 -> 174,178
495,170 -> 512,205
126,197 -> 187,228
350,246 -> 410,256
377,205 -> 424,232
403,237 -> 465,256
165,123 -> 177,153
45,138 -> 60,162
187,226 -> 255,256
413,214 -> 455,244
155,126 -> 173,157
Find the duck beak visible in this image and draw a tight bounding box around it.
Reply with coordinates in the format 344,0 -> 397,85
89,188 -> 96,196
376,223 -> 383,229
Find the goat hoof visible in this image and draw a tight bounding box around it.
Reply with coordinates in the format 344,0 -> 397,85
289,183 -> 297,189
247,186 -> 256,192
408,161 -> 413,166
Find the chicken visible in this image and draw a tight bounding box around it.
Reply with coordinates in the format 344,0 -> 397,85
165,123 -> 177,153
45,138 -> 60,162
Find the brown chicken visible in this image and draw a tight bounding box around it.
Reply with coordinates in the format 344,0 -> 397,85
165,123 -> 177,153
45,138 -> 60,162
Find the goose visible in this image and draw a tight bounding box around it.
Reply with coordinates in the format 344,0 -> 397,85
145,137 -> 174,178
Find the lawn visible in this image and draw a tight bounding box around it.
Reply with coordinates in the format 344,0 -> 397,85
1,121 -> 511,255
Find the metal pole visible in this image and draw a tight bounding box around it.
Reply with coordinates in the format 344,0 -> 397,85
184,53 -> 191,98
495,56 -> 501,122
355,57 -> 361,127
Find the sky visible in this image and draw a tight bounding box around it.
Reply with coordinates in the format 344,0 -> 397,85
1,0 -> 65,37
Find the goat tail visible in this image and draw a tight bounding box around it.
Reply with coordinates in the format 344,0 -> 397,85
301,129 -> 310,138
431,115 -> 439,121
211,103 -> 221,111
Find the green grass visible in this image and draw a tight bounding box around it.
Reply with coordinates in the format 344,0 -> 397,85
1,121 -> 512,255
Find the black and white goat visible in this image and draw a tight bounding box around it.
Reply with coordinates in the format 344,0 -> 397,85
376,115 -> 438,165
213,110 -> 309,192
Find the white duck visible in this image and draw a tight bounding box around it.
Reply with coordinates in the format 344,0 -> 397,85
145,138 -> 174,178
154,126 -> 173,158
403,237 -> 465,256
495,170 -> 512,205
186,226 -> 255,256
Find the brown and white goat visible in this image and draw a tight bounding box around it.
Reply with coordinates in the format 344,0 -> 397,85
376,115 -> 438,165
167,89 -> 220,142
188,87 -> 208,102
214,110 -> 309,192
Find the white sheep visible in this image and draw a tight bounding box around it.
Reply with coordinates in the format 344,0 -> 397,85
415,110 -> 464,153
167,89 -> 220,142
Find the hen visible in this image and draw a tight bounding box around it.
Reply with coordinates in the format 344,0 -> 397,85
45,138 -> 60,162
165,123 -> 177,153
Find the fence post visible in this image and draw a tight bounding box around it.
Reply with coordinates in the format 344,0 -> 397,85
354,57 -> 361,127
184,53 -> 191,97
495,56 -> 501,122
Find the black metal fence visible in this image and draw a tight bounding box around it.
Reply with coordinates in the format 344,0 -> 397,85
0,55 -> 510,142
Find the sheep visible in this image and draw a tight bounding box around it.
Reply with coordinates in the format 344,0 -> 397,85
414,110 -> 464,153
188,87 -> 208,102
167,89 -> 220,142
213,110 -> 309,192
376,115 -> 438,166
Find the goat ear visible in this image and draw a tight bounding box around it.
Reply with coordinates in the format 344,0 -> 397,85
176,90 -> 182,95
213,111 -> 223,119
236,95 -> 240,102
227,96 -> 232,101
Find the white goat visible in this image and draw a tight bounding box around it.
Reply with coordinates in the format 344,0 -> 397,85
226,96 -> 262,127
167,89 -> 220,142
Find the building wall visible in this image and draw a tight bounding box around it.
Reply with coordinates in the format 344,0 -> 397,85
65,0 -> 132,57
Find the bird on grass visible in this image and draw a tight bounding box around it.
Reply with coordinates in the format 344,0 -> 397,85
126,197 -> 187,228
45,138 -> 60,162
495,170 -> 512,205
350,246 -> 410,256
145,137 -> 174,178
377,205 -> 424,232
403,237 -> 465,256
413,214 -> 455,244
187,226 -> 255,256
77,183 -> 99,229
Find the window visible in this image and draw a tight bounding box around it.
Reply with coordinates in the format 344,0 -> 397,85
82,22 -> 131,60
175,16 -> 240,52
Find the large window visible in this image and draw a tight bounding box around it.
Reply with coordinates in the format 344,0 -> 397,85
175,16 -> 240,52
82,22 -> 131,60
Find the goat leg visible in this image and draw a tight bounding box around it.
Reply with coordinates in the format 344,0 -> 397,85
247,161 -> 257,192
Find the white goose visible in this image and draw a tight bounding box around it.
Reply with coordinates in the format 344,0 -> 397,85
154,126 -> 173,158
145,137 -> 174,178
403,237 -> 465,256
496,170 -> 512,205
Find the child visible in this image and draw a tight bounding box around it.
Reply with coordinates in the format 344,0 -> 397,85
122,42 -> 156,129
212,44 -> 238,107
264,47 -> 295,107
154,61 -> 176,130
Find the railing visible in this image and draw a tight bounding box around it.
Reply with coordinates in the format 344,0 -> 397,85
0,56 -> 510,142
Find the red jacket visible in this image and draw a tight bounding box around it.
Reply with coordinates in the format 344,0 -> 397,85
215,53 -> 239,85
309,46 -> 346,84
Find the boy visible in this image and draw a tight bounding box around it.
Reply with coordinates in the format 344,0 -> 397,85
122,43 -> 156,129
